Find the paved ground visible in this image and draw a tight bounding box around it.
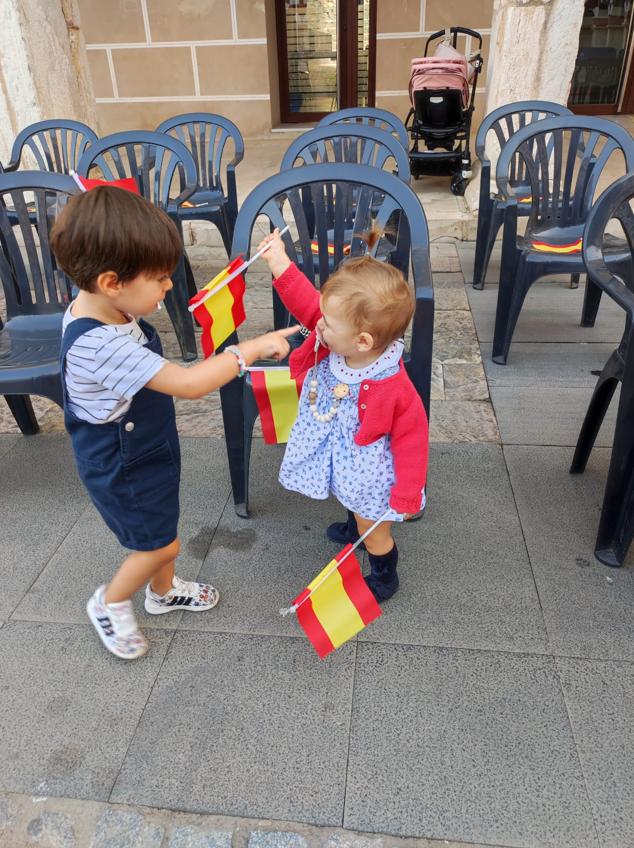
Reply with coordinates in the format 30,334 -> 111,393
2,237 -> 634,847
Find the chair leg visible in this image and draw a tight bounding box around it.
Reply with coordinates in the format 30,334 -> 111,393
164,254 -> 197,362
219,365 -> 248,517
570,349 -> 621,474
593,346 -> 634,566
183,252 -> 198,299
570,273 -> 580,290
5,395 -> 39,435
492,253 -> 532,365
581,276 -> 603,328
241,383 -> 262,519
473,204 -> 501,291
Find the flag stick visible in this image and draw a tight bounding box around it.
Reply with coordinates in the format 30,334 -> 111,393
69,170 -> 87,192
188,224 -> 290,312
279,509 -> 392,616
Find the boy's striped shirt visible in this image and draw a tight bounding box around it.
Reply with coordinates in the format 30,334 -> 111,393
62,307 -> 166,424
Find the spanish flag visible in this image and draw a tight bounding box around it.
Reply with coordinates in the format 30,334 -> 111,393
72,173 -> 140,194
189,257 -> 246,358
251,367 -> 305,444
293,544 -> 382,659
310,241 -> 351,256
531,237 -> 582,254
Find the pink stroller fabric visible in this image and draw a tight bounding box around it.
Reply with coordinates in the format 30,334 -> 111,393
409,56 -> 470,108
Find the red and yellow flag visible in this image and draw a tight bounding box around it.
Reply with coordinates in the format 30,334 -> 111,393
251,367 -> 304,444
293,544 -> 382,659
76,175 -> 140,194
189,257 -> 246,358
531,237 -> 582,254
310,241 -> 351,256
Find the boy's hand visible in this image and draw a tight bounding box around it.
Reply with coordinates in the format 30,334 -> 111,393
253,325 -> 300,361
257,228 -> 291,279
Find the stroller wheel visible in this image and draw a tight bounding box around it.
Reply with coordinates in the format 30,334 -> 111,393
450,175 -> 468,196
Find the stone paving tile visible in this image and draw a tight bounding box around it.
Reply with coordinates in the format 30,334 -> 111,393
0,435 -> 88,620
443,361 -> 489,401
0,793 -> 494,848
555,657 -> 634,848
432,310 -> 482,364
429,400 -> 499,443
110,632 -> 355,825
0,621 -> 172,800
344,644 -> 599,847
504,445 -> 634,661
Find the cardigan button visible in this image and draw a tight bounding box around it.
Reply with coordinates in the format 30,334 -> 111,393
363,384 -> 369,390
360,403 -> 367,410
124,421 -> 135,432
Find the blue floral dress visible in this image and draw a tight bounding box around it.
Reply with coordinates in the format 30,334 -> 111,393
279,340 -> 423,521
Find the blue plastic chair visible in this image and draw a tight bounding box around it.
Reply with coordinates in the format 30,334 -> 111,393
318,107 -> 409,151
571,172 -> 634,566
472,100 -> 573,290
0,171 -> 78,433
219,162 -> 434,516
3,119 -> 98,174
156,113 -> 244,255
491,116 -> 634,364
281,124 -> 410,179
77,131 -> 199,361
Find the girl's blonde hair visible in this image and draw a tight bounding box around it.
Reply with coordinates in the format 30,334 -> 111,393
320,230 -> 415,349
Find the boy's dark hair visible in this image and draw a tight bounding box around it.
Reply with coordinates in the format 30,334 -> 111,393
50,186 -> 183,291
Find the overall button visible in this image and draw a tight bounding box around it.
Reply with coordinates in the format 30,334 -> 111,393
124,421 -> 135,432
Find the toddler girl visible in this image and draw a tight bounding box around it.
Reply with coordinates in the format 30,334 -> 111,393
51,187 -> 296,659
259,228 -> 428,601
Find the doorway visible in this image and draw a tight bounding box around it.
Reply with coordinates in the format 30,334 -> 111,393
568,0 -> 634,113
275,0 -> 376,123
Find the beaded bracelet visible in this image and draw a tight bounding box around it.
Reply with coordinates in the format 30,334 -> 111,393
225,345 -> 246,377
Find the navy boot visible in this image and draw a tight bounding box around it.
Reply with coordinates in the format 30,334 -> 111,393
326,510 -> 364,548
366,544 -> 399,602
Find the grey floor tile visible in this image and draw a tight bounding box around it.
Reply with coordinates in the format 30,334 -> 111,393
556,657 -> 634,848
358,444 -> 548,654
0,620 -> 172,799
504,446 -> 634,661
182,444 -> 346,638
110,631 -> 355,824
482,342 -> 616,387
10,509 -> 213,631
490,386 -> 617,447
456,242 -> 501,287
0,435 -> 88,619
0,434 -> 19,461
469,281 -> 625,345
344,643 -> 598,847
176,438 -> 232,525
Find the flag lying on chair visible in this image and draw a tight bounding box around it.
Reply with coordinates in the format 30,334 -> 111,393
71,172 -> 140,194
250,367 -> 305,444
292,544 -> 382,659
189,257 -> 246,358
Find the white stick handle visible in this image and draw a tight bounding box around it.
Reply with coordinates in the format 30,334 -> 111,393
280,509 -> 391,616
188,224 -> 290,312
69,170 -> 87,192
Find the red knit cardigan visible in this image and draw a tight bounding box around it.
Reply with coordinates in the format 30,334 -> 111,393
274,263 -> 429,515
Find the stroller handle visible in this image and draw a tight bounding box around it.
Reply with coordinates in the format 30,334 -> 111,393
424,27 -> 483,56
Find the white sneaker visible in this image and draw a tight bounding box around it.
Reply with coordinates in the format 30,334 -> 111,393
86,585 -> 148,660
144,575 -> 219,615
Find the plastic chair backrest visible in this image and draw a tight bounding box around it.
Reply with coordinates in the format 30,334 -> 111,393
6,119 -> 98,174
0,171 -> 77,318
231,162 -> 433,408
318,107 -> 409,151
280,124 -> 410,181
155,112 -> 244,192
583,172 -> 634,320
476,101 -> 572,187
76,130 -> 197,210
496,116 -> 634,230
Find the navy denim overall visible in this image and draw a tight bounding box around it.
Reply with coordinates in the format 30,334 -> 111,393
60,317 -> 180,551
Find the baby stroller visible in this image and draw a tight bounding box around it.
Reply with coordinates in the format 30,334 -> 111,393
405,27 -> 483,195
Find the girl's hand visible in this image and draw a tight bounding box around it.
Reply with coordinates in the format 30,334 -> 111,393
257,228 -> 291,279
253,325 -> 300,361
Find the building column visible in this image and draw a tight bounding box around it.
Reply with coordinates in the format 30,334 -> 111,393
465,0 -> 585,211
0,0 -> 97,165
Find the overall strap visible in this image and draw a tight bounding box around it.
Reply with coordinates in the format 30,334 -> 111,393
60,317 -> 105,359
